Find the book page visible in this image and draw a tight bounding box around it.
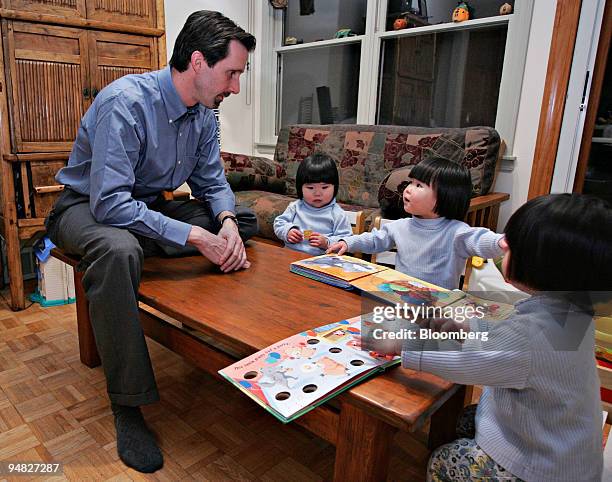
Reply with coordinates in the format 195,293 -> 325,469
219,316 -> 398,422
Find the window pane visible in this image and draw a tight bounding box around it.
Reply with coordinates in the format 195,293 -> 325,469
377,25 -> 507,128
284,0 -> 367,44
279,44 -> 360,130
386,0 -> 514,31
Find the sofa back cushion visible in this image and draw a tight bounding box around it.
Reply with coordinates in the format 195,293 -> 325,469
274,124 -> 501,208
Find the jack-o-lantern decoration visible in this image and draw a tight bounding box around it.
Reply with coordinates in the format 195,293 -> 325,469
499,3 -> 513,15
452,2 -> 471,22
393,18 -> 408,30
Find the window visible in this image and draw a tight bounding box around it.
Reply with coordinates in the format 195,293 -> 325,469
378,25 -> 508,127
258,0 -> 531,154
279,44 -> 361,128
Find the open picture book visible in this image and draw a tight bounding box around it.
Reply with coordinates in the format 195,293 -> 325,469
219,316 -> 399,423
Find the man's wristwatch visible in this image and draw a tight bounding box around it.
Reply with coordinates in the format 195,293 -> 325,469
219,214 -> 239,228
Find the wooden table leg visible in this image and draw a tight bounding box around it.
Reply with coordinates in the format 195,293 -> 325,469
73,269 -> 100,368
333,402 -> 396,482
427,385 -> 465,449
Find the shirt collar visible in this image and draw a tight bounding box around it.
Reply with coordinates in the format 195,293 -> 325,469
158,66 -> 192,123
411,216 -> 448,230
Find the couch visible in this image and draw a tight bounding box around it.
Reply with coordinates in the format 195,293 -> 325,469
221,124 -> 509,241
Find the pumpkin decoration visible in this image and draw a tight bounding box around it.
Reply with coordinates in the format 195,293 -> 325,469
452,2 -> 471,22
393,18 -> 408,30
499,3 -> 513,15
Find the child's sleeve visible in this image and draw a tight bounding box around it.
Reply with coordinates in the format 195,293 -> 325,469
344,222 -> 395,254
327,207 -> 354,245
273,202 -> 299,242
453,225 -> 505,260
401,318 -> 531,389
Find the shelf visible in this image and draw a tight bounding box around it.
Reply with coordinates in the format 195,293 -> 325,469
379,14 -> 511,39
276,35 -> 364,53
274,35 -> 365,53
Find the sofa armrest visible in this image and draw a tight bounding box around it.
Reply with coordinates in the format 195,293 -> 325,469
221,151 -> 287,194
465,192 -> 510,230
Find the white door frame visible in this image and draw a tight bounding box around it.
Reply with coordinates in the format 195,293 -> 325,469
551,0 -> 606,193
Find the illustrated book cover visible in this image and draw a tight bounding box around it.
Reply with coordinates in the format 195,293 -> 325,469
289,254 -> 389,289
219,316 -> 399,423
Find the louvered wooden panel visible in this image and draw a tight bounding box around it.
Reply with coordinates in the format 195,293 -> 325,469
89,30 -> 157,93
15,61 -> 83,143
3,0 -> 86,17
98,66 -> 148,88
86,0 -> 156,27
5,21 -> 88,152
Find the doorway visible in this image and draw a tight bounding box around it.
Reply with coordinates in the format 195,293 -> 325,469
550,0 -> 611,201
573,1 -> 612,203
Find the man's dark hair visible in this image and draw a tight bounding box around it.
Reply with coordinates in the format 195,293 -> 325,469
169,10 -> 256,71
296,153 -> 340,199
409,156 -> 472,221
504,193 -> 612,293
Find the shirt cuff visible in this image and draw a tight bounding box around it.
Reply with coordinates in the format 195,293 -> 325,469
487,233 -> 505,258
401,349 -> 422,371
208,198 -> 236,219
163,218 -> 192,246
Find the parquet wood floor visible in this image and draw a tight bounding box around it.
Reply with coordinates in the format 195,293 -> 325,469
0,292 -> 432,481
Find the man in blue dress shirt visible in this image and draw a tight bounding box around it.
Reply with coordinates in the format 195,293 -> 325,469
45,11 -> 256,473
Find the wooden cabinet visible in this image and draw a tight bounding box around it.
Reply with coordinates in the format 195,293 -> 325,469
0,2 -> 165,309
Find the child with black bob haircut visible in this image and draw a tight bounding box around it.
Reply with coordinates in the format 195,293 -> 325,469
274,152 -> 352,255
397,193 -> 611,481
328,156 -> 505,289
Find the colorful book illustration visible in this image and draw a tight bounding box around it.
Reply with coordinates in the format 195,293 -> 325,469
289,254 -> 389,289
351,269 -> 463,308
452,293 -> 516,322
219,316 -> 399,423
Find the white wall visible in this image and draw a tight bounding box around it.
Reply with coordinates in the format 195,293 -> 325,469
494,0 -> 557,228
164,0 -> 254,155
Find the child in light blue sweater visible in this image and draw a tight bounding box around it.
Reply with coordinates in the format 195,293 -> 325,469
327,157 -> 505,289
274,153 -> 352,255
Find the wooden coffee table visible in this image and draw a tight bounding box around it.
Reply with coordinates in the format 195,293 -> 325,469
55,241 -> 464,481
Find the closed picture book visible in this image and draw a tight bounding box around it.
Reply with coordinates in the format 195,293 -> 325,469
289,254 -> 389,289
219,316 -> 399,423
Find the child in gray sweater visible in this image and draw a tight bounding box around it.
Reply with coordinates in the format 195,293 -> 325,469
327,157 -> 505,289
399,194 -> 610,481
274,153 -> 352,255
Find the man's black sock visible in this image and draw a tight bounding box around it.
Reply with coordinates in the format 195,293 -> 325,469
111,403 -> 163,473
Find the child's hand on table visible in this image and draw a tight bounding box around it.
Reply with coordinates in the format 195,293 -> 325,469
326,240 -> 348,255
287,228 -> 304,244
308,232 -> 328,249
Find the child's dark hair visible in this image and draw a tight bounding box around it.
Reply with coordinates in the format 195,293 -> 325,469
409,156 -> 472,220
296,153 -> 339,199
504,194 -> 612,294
